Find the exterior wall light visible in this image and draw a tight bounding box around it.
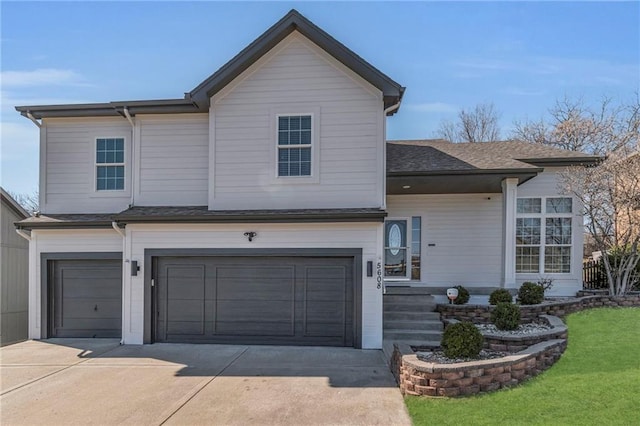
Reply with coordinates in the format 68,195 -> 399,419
244,231 -> 257,242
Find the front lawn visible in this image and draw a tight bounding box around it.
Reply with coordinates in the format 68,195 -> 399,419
406,308 -> 640,425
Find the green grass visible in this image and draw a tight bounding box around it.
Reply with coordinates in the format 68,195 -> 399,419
405,308 -> 640,426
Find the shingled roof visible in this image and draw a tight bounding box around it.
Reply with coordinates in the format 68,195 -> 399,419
387,139 -> 599,174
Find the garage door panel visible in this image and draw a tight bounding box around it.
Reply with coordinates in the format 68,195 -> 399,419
166,320 -> 205,335
165,266 -> 205,299
51,259 -> 122,338
216,300 -> 294,321
214,321 -> 294,336
60,299 -> 121,319
59,276 -> 122,299
155,256 -> 354,346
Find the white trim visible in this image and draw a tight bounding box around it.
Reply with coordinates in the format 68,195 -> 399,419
515,195 -> 574,275
88,134 -> 131,198
502,178 -> 518,287
269,107 -> 321,185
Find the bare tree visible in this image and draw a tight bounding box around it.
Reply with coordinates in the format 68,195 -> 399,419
561,153 -> 640,295
8,190 -> 39,215
436,102 -> 501,142
512,95 -> 640,155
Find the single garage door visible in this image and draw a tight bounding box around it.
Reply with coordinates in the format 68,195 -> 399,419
49,259 -> 122,338
154,256 -> 354,346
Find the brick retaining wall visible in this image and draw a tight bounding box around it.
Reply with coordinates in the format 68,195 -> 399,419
437,295 -> 640,324
391,339 -> 567,397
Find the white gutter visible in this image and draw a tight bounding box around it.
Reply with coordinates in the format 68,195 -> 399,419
112,221 -> 126,238
26,112 -> 42,128
16,229 -> 31,241
383,100 -> 401,116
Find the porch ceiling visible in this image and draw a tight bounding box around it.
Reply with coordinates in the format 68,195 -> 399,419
387,171 -> 538,194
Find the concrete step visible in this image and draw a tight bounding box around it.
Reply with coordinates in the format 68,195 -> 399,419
383,294 -> 436,305
383,319 -> 443,331
385,287 -> 434,295
383,311 -> 441,321
383,330 -> 444,341
383,302 -> 437,312
398,340 -> 442,350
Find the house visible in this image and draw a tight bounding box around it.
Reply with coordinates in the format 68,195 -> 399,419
1,188 -> 30,346
14,10 -> 598,349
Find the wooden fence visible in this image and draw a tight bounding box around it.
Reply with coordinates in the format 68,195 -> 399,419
583,258 -> 640,290
583,259 -> 607,290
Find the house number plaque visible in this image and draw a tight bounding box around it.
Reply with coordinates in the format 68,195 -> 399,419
376,261 -> 382,289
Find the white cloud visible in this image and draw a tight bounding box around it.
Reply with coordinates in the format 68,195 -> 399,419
405,102 -> 458,113
1,68 -> 88,88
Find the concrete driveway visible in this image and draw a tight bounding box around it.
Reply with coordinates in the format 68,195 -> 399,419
0,339 -> 410,425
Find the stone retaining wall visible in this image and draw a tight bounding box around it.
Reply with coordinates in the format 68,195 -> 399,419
437,295 -> 640,324
482,315 -> 567,352
391,339 -> 567,397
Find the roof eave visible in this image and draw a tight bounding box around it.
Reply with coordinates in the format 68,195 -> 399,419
387,168 -> 544,177
189,9 -> 403,107
116,211 -> 387,224
519,157 -> 602,167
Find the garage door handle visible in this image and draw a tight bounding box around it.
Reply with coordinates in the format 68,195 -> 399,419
94,304 -> 98,311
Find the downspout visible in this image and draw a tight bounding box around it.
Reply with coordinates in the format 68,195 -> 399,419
16,228 -> 31,241
123,107 -> 136,207
25,112 -> 42,128
112,221 -> 126,344
112,221 -> 126,238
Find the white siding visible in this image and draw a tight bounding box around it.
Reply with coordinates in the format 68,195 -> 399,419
210,32 -> 384,210
136,114 -> 209,206
28,229 -> 124,339
516,168 -> 583,296
387,194 -> 504,287
42,118 -> 132,214
124,223 -> 383,348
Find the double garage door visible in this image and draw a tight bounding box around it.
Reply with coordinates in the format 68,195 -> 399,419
48,255 -> 356,347
154,256 -> 355,347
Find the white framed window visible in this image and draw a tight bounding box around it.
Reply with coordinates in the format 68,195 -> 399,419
95,137 -> 125,191
516,197 -> 573,274
277,115 -> 312,177
384,217 -> 422,280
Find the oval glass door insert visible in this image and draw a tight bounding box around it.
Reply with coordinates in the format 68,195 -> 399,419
389,223 -> 402,255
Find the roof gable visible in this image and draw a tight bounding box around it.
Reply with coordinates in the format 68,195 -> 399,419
188,9 -> 404,113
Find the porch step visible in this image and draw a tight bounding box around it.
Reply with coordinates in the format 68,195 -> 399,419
383,330 -> 444,341
383,302 -> 436,312
384,319 -> 443,331
383,290 -> 443,347
383,311 -> 441,321
385,286 -> 434,295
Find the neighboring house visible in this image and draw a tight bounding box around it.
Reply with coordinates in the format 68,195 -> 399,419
14,10 -> 598,349
1,188 -> 30,346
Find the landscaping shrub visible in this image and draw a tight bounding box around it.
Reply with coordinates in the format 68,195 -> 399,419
489,288 -> 512,305
452,285 -> 470,305
441,321 -> 483,358
491,302 -> 521,331
518,282 -> 544,305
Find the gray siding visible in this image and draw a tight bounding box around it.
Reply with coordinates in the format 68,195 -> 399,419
1,201 -> 29,346
210,32 -> 384,210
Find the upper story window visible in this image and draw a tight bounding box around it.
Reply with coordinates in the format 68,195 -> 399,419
384,217 -> 422,280
278,115 -> 312,177
516,197 -> 573,274
96,138 -> 125,191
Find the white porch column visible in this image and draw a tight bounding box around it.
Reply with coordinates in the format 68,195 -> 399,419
502,178 -> 518,288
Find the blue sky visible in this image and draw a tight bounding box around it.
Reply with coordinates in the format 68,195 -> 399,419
2,1 -> 638,195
